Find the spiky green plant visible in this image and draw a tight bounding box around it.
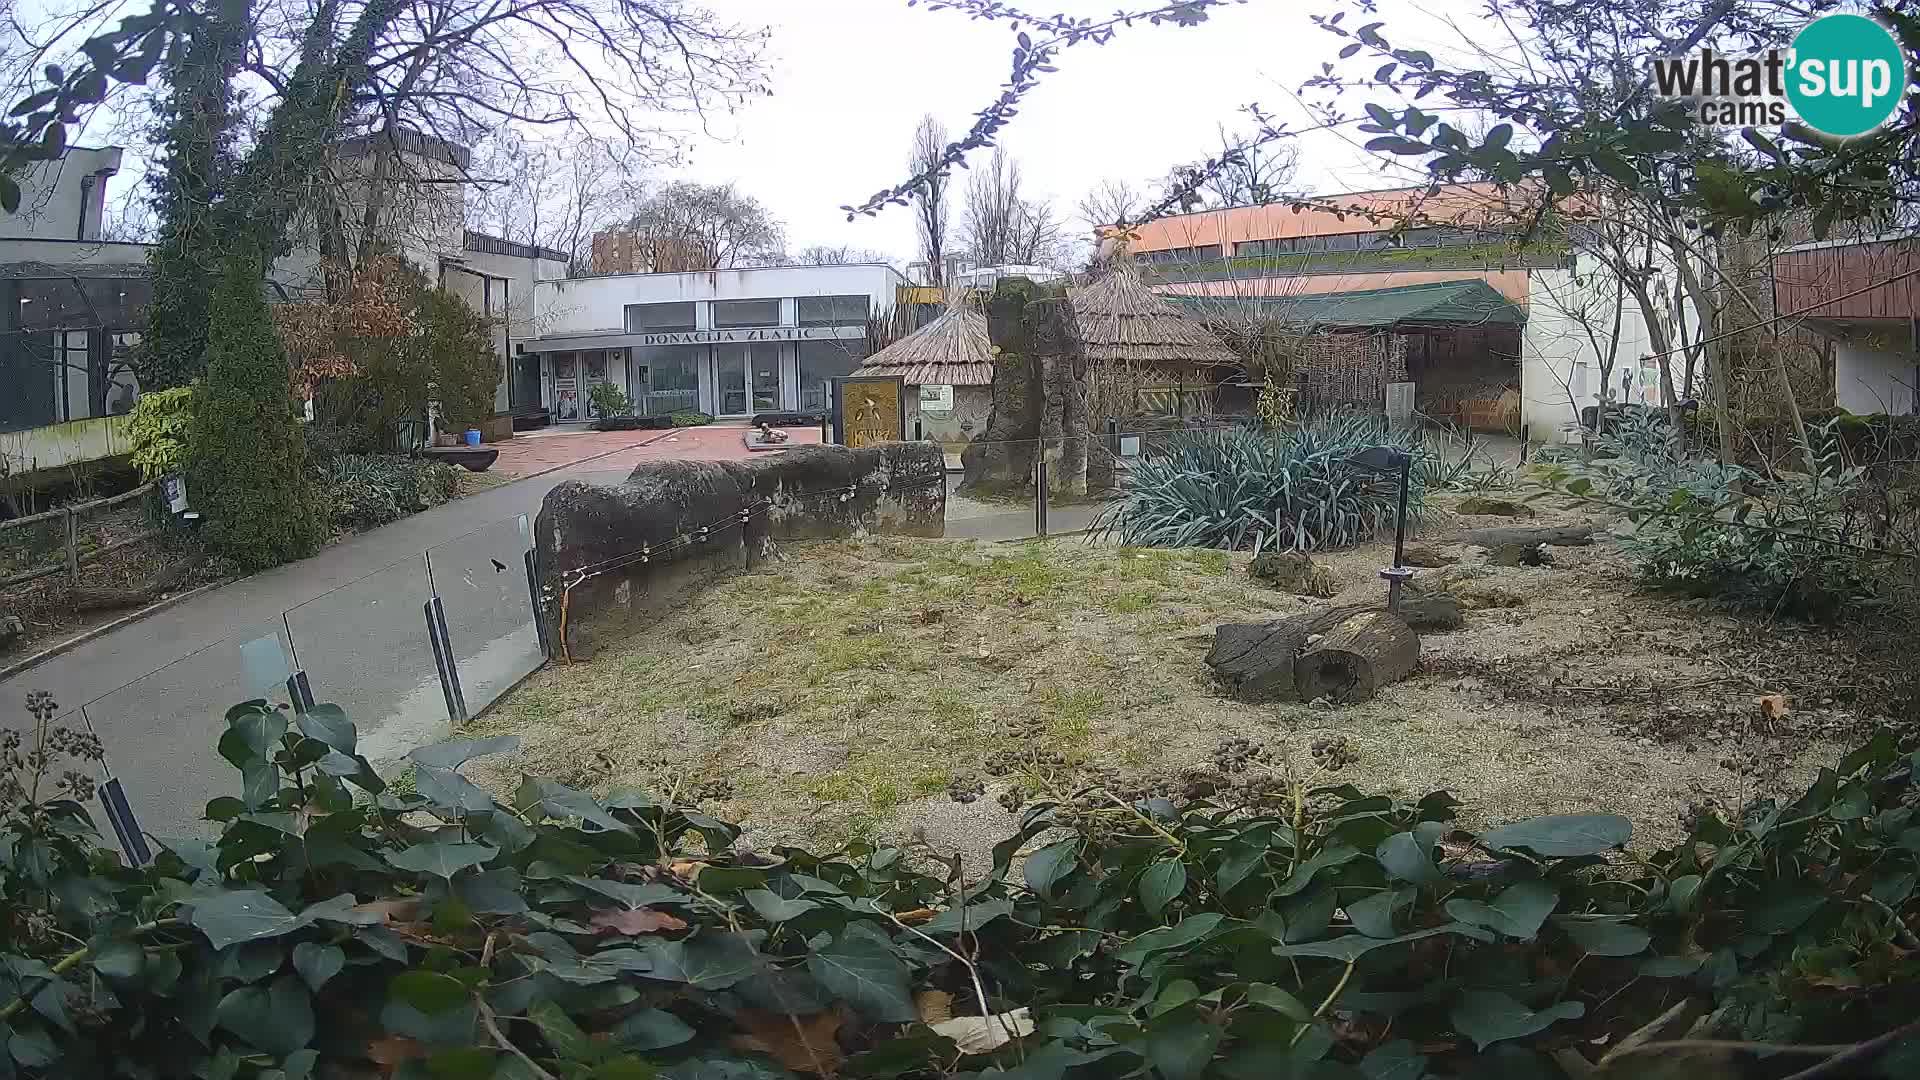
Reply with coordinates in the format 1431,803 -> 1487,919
1095,412 -> 1432,551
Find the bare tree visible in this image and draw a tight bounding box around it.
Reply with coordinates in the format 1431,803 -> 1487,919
910,115 -> 951,284
615,181 -> 786,271
1077,178 -> 1142,232
465,133 -> 651,273
790,244 -> 892,265
1159,124 -> 1300,211
961,147 -> 1066,267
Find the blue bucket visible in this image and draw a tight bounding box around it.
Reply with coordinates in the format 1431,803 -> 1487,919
464,429 -> 481,447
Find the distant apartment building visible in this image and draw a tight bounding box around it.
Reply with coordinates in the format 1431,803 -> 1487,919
588,229 -> 714,276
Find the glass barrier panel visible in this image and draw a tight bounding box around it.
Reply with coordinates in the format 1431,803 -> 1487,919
284,555 -> 445,769
940,437 -> 1043,542
426,515 -> 543,719
76,618 -> 294,840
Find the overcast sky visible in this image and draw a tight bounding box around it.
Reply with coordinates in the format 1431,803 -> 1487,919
626,0 -> 1466,261
668,0 -> 1443,259
40,0 -> 1491,257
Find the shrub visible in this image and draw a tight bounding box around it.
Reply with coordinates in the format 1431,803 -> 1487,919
317,453 -> 460,533
1096,412 -> 1431,551
588,382 -> 632,419
1540,413 -> 1887,618
300,421 -> 361,466
670,410 -> 714,427
0,693 -> 1913,1079
126,386 -> 196,480
185,256 -> 321,572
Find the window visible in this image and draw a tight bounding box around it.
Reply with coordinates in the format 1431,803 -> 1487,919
712,298 -> 781,328
798,340 -> 867,413
625,302 -> 696,333
1138,244 -> 1219,265
632,345 -> 700,416
797,294 -> 870,327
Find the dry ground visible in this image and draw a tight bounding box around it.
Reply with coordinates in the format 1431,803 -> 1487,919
465,493 -> 1908,867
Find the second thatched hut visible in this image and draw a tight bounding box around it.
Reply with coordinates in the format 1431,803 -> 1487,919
851,299 -> 994,448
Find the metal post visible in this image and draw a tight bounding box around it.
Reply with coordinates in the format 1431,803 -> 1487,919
914,416 -> 924,441
1036,456 -> 1049,537
1108,417 -> 1119,458
524,550 -> 549,659
424,596 -> 468,725
285,670 -> 316,714
1520,424 -> 1529,463
821,412 -> 832,445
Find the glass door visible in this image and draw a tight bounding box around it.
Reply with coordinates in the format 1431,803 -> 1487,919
750,343 -> 781,414
714,343 -> 749,417
582,350 -> 611,419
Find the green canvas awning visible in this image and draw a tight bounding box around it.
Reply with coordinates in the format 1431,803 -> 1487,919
1167,279 -> 1526,329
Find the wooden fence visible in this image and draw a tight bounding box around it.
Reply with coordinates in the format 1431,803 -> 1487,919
0,483 -> 161,589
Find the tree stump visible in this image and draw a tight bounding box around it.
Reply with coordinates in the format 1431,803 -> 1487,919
1207,606 -> 1420,704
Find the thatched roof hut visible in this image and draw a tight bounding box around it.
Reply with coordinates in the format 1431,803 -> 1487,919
1067,260 -> 1240,374
852,301 -> 994,387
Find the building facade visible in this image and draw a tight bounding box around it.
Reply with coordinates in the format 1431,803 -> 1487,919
1122,184 -> 1678,441
1772,235 -> 1918,416
526,264 -> 905,422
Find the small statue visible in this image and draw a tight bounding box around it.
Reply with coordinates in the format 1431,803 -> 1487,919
756,422 -> 790,444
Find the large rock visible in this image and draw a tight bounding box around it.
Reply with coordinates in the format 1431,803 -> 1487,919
533,441 -> 945,657
1248,551 -> 1336,597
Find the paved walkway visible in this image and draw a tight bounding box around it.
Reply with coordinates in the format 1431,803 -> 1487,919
493,423 -> 824,476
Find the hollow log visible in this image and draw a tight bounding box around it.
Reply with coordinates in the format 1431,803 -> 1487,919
1294,610 -> 1421,704
1207,605 -> 1420,704
1207,605 -> 1367,703
1459,525 -> 1595,549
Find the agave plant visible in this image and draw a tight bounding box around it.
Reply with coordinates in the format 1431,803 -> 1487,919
1095,412 -> 1432,551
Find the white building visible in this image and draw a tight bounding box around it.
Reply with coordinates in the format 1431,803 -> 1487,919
524,264 -> 907,422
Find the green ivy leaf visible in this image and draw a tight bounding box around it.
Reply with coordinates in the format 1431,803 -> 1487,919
741,889 -> 816,923
190,890 -> 309,950
456,868 -> 530,915
425,1047 -> 498,1078
1667,875 -> 1704,914
291,942 -> 343,991
611,1008 -> 696,1051
1277,846 -> 1362,897
569,876 -> 686,910
215,976 -> 315,1058
1479,815 -> 1630,857
1241,983 -> 1312,1021
384,840 -> 498,879
1022,839 -> 1079,899
527,999 -> 598,1063
390,971 -> 470,1015
1114,914 -> 1227,965
1748,887 -> 1827,935
220,704 -> 287,767
6,1025 -> 58,1068
91,940 -> 145,981
413,766 -> 497,814
516,778 -> 630,834
1139,858 -> 1187,917
920,898 -> 1012,935
805,928 -> 914,1022
1449,990 -> 1583,1051
1346,888 -> 1411,938
1553,917 -> 1651,957
1443,881 -> 1558,940
1359,1039 -> 1428,1080
1375,832 -> 1440,884
1275,922 -> 1490,962
646,932 -> 762,991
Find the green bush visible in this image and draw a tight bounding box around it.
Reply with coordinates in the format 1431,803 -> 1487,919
588,382 -> 632,419
317,453 -> 459,533
1539,413 -> 1884,618
670,410 -> 714,427
126,386 -> 197,480
1096,413 -> 1432,551
300,421 -> 361,466
185,256 -> 320,572
0,692 -> 1913,1079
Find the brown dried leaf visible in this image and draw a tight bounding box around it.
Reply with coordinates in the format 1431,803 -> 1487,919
731,1008 -> 844,1076
367,1034 -> 427,1066
590,906 -> 689,936
668,860 -> 704,879
1756,694 -> 1790,722
915,989 -> 954,1024
896,907 -> 938,926
352,897 -> 425,924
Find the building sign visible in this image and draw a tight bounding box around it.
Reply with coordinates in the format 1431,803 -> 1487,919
634,326 -> 852,347
918,384 -> 954,412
